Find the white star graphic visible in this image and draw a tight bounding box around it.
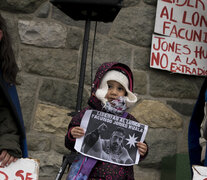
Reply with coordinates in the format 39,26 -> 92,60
126,133 -> 138,148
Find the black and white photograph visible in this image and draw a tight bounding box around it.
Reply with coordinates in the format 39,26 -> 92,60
75,110 -> 148,166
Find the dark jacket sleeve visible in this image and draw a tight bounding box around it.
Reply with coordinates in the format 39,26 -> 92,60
201,91 -> 207,140
0,72 -> 28,158
0,90 -> 22,158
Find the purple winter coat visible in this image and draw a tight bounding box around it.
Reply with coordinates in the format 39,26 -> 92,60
65,62 -> 148,180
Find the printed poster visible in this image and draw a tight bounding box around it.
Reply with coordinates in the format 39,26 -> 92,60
75,110 -> 148,166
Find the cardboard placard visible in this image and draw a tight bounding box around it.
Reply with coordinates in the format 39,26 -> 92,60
150,34 -> 207,76
0,158 -> 39,180
154,0 -> 207,43
192,165 -> 207,180
150,0 -> 207,76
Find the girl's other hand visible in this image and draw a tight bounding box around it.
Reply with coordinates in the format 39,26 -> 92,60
71,127 -> 85,138
137,142 -> 147,157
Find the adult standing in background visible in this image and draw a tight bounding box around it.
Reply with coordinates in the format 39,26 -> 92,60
0,13 -> 28,167
188,78 -> 207,169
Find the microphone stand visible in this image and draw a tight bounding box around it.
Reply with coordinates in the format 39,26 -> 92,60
55,19 -> 91,180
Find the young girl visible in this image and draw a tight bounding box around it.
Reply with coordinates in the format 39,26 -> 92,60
0,13 -> 28,167
65,62 -> 148,179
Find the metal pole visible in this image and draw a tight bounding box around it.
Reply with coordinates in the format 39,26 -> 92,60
76,19 -> 91,112
55,153 -> 77,180
55,156 -> 70,180
56,20 -> 91,179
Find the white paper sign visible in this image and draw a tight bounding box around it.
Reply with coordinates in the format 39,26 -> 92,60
154,0 -> 207,44
151,0 -> 207,76
150,34 -> 207,76
0,158 -> 39,180
192,165 -> 207,180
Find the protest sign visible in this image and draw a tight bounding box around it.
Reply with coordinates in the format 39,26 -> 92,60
154,0 -> 207,43
150,0 -> 207,76
0,158 -> 39,180
75,110 -> 148,166
192,165 -> 207,180
150,34 -> 207,75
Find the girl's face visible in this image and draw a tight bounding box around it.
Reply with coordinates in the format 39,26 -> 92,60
105,80 -> 126,102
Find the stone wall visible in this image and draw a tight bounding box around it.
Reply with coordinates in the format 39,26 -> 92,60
0,0 -> 205,179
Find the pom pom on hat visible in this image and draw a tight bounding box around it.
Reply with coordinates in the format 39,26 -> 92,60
95,70 -> 137,108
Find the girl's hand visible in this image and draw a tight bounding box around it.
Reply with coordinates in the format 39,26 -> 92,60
137,142 -> 148,157
0,150 -> 18,167
71,127 -> 85,138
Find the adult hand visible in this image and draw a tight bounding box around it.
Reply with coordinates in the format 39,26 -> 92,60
0,150 -> 18,167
